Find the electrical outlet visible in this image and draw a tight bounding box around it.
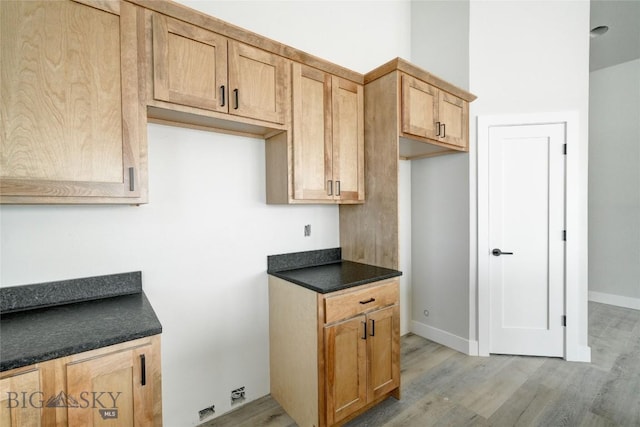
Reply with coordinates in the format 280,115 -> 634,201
230,386 -> 245,405
198,404 -> 215,421
304,224 -> 311,237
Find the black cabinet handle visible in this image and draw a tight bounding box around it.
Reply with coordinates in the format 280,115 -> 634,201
436,121 -> 441,136
327,180 -> 333,196
336,181 -> 341,196
441,123 -> 446,138
140,354 -> 146,386
233,89 -> 239,110
220,86 -> 226,107
359,298 -> 375,305
362,321 -> 367,340
370,319 -> 375,337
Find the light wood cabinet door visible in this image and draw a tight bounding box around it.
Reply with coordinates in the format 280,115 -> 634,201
401,74 -> 439,140
367,304 -> 400,400
438,90 -> 468,148
331,76 -> 364,203
0,0 -> 146,204
292,64 -> 333,201
325,315 -> 368,426
152,14 -> 228,113
228,41 -> 289,125
150,21 -> 288,126
288,64 -> 363,204
0,368 -> 42,427
66,342 -> 160,427
400,73 -> 469,151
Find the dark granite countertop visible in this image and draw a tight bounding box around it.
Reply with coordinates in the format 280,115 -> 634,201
267,248 -> 402,294
0,272 -> 162,372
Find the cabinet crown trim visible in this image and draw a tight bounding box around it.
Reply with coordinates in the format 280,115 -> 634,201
128,0 -> 364,84
364,57 -> 477,102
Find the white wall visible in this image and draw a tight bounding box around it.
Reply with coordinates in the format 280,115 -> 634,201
589,58 -> 640,309
176,0 -> 410,74
409,1 -> 472,351
0,1 -> 411,424
410,0 -> 469,90
469,0 -> 591,357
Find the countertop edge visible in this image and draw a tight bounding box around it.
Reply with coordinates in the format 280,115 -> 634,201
0,327 -> 163,372
269,269 -> 403,294
0,291 -> 162,373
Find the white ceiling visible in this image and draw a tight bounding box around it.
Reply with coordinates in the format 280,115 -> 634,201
590,0 -> 640,71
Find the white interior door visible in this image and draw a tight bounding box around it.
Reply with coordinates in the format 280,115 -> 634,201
488,123 -> 565,357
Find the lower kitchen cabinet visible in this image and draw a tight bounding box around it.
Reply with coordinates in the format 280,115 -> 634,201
0,335 -> 162,427
0,368 -> 42,427
269,277 -> 400,427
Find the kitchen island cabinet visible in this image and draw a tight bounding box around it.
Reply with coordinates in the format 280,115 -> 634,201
267,249 -> 401,426
269,276 -> 400,427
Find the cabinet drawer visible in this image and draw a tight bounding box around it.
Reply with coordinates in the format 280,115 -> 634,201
324,280 -> 398,324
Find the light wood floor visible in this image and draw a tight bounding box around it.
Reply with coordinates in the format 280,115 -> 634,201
203,302 -> 640,426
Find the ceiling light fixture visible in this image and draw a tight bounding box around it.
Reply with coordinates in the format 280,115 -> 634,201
590,25 -> 609,38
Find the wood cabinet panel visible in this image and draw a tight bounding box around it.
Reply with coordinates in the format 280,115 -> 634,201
0,0 -> 146,203
0,368 -> 42,427
0,336 -> 161,427
399,72 -> 469,156
368,304 -> 400,400
273,63 -> 363,204
228,41 -> 288,124
292,64 -> 332,201
150,16 -> 289,127
325,315 -> 368,426
152,13 -> 227,112
269,276 -> 400,427
324,280 -> 399,324
438,90 -> 467,148
401,75 -> 438,140
67,341 -> 158,426
332,77 -> 364,202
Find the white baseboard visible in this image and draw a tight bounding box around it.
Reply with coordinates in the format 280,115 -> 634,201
411,320 -> 477,355
589,291 -> 640,310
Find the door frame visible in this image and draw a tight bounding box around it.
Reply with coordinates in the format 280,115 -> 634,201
477,111 -> 584,360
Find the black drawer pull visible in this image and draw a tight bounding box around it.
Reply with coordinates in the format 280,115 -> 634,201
140,354 -> 146,386
359,298 -> 375,305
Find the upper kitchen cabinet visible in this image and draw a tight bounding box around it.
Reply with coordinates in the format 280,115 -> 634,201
149,13 -> 290,132
151,13 -> 228,114
401,75 -> 468,149
266,63 -> 364,204
364,58 -> 476,160
340,59 -> 475,270
0,0 -> 147,204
